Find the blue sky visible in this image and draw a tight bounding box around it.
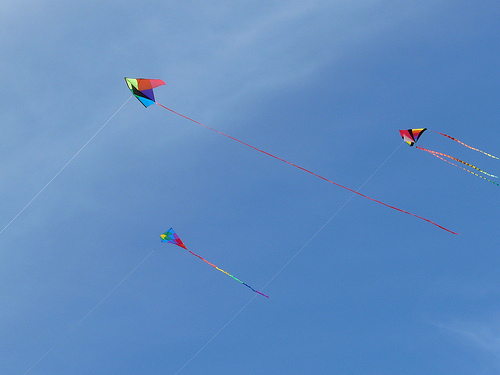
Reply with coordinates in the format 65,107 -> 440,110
1,1 -> 500,374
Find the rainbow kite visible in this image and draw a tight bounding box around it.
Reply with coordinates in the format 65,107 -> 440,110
400,128 -> 498,186
125,77 -> 166,107
161,228 -> 269,298
125,77 -> 458,234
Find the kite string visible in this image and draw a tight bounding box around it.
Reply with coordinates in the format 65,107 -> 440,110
174,294 -> 258,375
156,102 -> 457,235
0,96 -> 132,237
23,248 -> 156,375
174,142 -> 403,374
260,141 -> 404,291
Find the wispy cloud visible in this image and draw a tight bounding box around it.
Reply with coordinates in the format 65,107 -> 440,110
440,318 -> 500,357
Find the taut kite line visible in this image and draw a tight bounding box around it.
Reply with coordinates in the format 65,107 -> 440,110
161,228 -> 269,298
125,78 -> 458,235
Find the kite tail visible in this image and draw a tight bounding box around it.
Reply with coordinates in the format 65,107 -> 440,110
431,130 -> 499,159
156,102 -> 458,235
416,146 -> 498,178
187,249 -> 269,298
417,146 -> 500,187
242,282 -> 270,298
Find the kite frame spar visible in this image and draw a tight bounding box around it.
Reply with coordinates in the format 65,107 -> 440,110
125,78 -> 458,235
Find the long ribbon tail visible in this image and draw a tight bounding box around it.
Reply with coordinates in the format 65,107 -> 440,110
156,102 -> 458,235
186,249 -> 269,298
431,130 -> 499,159
417,146 -> 500,187
416,146 -> 498,178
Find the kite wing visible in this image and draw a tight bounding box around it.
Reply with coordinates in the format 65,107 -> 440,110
125,77 -> 166,107
399,128 -> 427,146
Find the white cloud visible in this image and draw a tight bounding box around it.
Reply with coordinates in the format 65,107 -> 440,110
435,316 -> 500,375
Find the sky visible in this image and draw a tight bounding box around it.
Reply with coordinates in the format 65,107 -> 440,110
1,1 -> 500,374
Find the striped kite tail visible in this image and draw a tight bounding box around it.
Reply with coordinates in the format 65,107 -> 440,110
416,146 -> 498,178
416,146 -> 500,187
431,130 -> 499,159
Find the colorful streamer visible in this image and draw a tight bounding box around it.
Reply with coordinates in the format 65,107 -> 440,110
155,103 -> 457,234
423,148 -> 500,187
161,228 -> 269,298
431,130 -> 499,159
416,146 -> 498,179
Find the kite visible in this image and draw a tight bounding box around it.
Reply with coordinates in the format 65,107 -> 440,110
400,128 -> 498,186
124,77 -> 458,234
399,128 -> 427,147
161,228 -> 269,298
125,77 -> 166,107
